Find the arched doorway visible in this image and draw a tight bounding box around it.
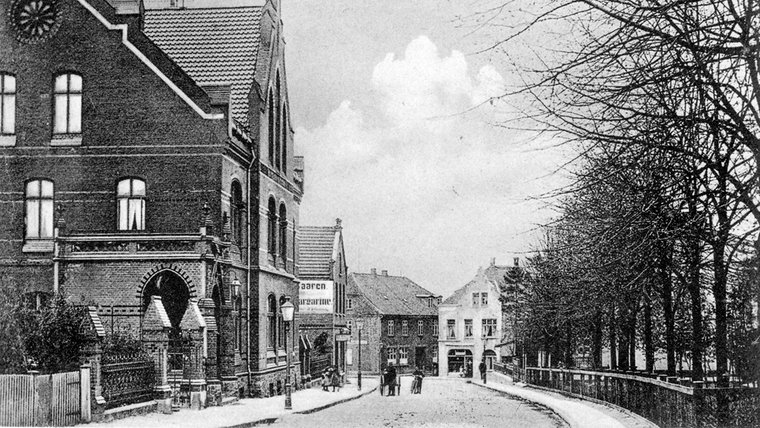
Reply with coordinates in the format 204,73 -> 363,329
142,270 -> 190,370
447,349 -> 473,377
142,270 -> 190,331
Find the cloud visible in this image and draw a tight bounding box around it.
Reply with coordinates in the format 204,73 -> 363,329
296,36 -> 565,297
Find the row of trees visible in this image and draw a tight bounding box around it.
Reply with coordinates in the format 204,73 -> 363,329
490,1 -> 760,384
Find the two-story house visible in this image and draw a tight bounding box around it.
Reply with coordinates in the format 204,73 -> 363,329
346,270 -> 440,375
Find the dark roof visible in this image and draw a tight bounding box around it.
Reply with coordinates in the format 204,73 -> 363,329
442,263 -> 520,305
349,273 -> 438,316
142,7 -> 263,126
298,226 -> 339,279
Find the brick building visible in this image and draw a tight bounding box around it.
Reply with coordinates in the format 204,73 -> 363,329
438,258 -> 521,377
296,219 -> 348,380
345,270 -> 440,376
0,0 -> 302,403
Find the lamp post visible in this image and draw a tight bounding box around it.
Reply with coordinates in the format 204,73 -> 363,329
357,320 -> 364,391
281,298 -> 295,410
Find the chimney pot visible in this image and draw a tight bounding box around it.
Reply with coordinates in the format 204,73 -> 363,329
490,257 -> 496,266
381,270 -> 388,276
514,257 -> 520,267
371,268 -> 377,275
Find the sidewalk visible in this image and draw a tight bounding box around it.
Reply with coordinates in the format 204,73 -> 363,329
88,377 -> 379,428
471,373 -> 657,428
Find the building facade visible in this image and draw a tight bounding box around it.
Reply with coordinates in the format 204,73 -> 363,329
0,0 -> 302,403
438,259 -> 520,377
296,219 -> 348,380
346,270 -> 440,375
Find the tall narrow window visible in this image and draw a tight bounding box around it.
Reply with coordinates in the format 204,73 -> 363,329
231,181 -> 243,244
482,318 -> 497,337
417,320 -> 424,336
267,197 -> 277,260
268,294 -> 277,349
25,179 -> 54,240
388,320 -> 395,337
274,74 -> 281,170
472,293 -> 479,306
399,347 -> 408,365
267,88 -> 275,166
401,320 -> 409,336
53,73 -> 82,135
1,74 -> 15,136
446,319 -> 456,339
279,204 -> 287,267
281,104 -> 287,171
464,319 -> 473,337
387,347 -> 396,365
481,292 -> 488,305
117,178 -> 145,230
433,319 -> 438,337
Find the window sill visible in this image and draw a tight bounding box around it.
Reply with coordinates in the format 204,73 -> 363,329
0,135 -> 16,146
50,135 -> 82,146
23,240 -> 54,253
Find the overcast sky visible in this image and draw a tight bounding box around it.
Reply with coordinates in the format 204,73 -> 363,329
282,0 -> 569,299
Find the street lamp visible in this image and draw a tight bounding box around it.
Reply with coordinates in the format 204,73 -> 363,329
231,276 -> 241,299
281,298 -> 295,410
357,319 -> 364,391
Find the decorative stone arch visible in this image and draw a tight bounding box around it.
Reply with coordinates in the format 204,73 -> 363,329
137,264 -> 198,329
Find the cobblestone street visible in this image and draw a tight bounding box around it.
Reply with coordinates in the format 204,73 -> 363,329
276,377 -> 566,428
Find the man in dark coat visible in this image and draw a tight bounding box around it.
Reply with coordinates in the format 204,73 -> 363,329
479,360 -> 487,382
386,363 -> 397,396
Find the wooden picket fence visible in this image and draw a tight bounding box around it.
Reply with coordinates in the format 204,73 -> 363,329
0,367 -> 90,426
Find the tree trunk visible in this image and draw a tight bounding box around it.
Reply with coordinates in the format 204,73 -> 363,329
660,243 -> 676,376
610,306 -> 617,370
628,311 -> 636,371
687,226 -> 704,382
592,311 -> 603,369
644,289 -> 654,373
618,310 -> 630,371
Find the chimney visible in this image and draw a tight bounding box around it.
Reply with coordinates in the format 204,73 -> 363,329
371,268 -> 377,275
112,0 -> 141,14
381,270 -> 388,276
514,257 -> 520,267
490,257 -> 496,267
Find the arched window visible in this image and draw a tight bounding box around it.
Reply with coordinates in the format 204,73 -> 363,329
117,178 -> 146,230
53,73 -> 82,135
278,203 -> 287,267
268,88 -> 275,166
281,104 -> 287,172
1,74 -> 16,136
274,73 -> 281,170
267,294 -> 277,349
278,295 -> 287,348
231,181 -> 243,244
25,179 -> 54,240
267,197 -> 277,260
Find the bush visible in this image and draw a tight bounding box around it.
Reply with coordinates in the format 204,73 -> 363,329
0,288 -> 89,374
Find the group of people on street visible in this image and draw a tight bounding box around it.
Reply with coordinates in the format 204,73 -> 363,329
321,366 -> 343,392
381,364 -> 426,395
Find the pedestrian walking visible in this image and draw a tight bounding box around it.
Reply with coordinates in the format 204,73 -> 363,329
331,366 -> 342,392
411,366 -> 424,394
322,368 -> 331,391
479,360 -> 487,383
386,363 -> 397,396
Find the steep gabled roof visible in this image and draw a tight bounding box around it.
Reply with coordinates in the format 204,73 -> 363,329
143,7 -> 263,127
349,273 -> 438,316
298,225 -> 341,280
442,262 -> 519,305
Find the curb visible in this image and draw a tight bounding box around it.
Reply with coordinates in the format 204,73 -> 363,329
294,385 -> 378,414
222,385 -> 379,428
470,381 -> 572,428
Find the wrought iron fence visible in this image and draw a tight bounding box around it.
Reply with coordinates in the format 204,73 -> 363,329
523,367 -> 760,428
101,360 -> 155,410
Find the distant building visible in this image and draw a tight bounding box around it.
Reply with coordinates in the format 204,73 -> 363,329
297,219 -> 348,381
438,258 -> 522,377
346,270 -> 440,375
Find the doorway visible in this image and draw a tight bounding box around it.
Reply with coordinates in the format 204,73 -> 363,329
415,346 -> 426,370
